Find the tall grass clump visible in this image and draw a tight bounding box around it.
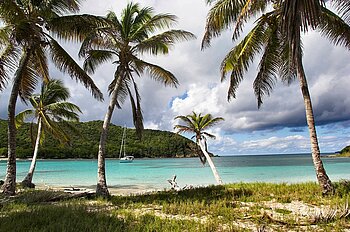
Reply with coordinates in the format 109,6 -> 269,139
0,205 -> 127,232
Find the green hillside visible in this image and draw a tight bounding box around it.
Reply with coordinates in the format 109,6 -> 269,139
338,145 -> 350,157
0,120 -> 196,159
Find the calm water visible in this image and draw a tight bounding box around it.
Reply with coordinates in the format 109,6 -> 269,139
1,154 -> 349,190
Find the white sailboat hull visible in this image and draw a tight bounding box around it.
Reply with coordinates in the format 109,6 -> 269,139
120,156 -> 134,163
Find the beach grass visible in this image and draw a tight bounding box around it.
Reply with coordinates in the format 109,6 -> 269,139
1,182 -> 350,231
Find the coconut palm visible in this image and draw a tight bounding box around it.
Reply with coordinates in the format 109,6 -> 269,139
202,0 -> 350,194
80,3 -> 194,196
15,79 -> 81,188
79,2 -> 195,197
0,0 -> 103,195
174,112 -> 224,184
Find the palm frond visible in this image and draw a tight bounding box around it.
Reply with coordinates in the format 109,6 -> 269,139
202,116 -> 224,130
32,45 -> 50,83
49,14 -> 109,42
108,68 -> 130,108
40,113 -> 70,144
0,43 -> 20,91
318,7 -> 350,49
78,30 -> 118,58
130,13 -> 178,41
127,80 -> 144,139
18,50 -> 40,100
221,15 -> 268,101
83,50 -> 115,74
135,30 -> 196,55
128,6 -> 153,40
0,26 -> 13,46
45,0 -> 81,14
281,0 -> 323,35
46,102 -> 81,121
48,37 -> 103,101
0,0 -> 26,24
134,59 -> 179,87
40,79 -> 70,105
332,0 -> 350,22
173,124 -> 194,134
279,36 -> 297,85
121,2 -> 141,39
15,109 -> 35,128
203,132 -> 217,139
253,15 -> 280,108
202,0 -> 245,49
231,0 -> 269,41
174,115 -> 195,128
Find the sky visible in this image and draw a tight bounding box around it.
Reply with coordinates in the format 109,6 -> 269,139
0,0 -> 350,155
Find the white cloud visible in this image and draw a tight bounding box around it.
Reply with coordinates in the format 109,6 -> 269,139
144,121 -> 160,130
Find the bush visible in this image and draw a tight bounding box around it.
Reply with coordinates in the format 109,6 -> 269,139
334,179 -> 350,197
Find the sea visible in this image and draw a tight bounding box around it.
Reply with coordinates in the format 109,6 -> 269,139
0,154 -> 349,190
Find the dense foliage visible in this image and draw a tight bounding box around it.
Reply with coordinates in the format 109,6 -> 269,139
0,120 -> 196,159
340,146 -> 350,157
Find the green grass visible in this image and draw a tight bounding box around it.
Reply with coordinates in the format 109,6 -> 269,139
1,182 -> 350,231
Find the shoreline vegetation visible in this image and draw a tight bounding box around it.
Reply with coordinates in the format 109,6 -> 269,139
1,182 -> 350,231
337,146 -> 350,157
0,119 -> 197,159
324,146 -> 350,158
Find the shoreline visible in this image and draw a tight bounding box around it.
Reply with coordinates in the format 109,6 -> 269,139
0,153 -> 345,162
0,157 -> 197,161
35,183 -> 164,196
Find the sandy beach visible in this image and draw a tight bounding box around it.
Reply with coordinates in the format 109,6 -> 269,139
35,183 -> 162,196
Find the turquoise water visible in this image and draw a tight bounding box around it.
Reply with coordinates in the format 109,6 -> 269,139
1,154 -> 350,190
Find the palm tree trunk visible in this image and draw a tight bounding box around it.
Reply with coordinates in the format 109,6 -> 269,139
297,63 -> 333,194
197,138 -> 223,184
22,118 -> 42,188
2,51 -> 30,195
96,77 -> 122,197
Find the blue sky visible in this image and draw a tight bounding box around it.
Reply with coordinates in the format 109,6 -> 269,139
0,0 -> 349,155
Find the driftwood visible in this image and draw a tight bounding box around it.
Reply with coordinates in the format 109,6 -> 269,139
167,175 -> 193,191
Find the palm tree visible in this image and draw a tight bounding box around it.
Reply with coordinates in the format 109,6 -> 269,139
174,112 -> 224,184
79,2 -> 195,197
16,79 -> 81,188
0,0 -> 103,195
202,0 -> 350,194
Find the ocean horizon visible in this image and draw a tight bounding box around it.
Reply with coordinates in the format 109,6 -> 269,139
1,153 -> 349,191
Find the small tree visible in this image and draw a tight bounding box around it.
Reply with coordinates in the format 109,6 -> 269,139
16,79 -> 81,188
174,112 -> 224,184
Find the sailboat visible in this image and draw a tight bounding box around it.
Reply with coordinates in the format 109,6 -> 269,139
119,126 -> 134,163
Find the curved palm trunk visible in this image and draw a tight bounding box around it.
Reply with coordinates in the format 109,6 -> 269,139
96,77 -> 122,197
2,51 -> 30,195
22,118 -> 42,188
197,138 -> 223,184
297,63 -> 333,194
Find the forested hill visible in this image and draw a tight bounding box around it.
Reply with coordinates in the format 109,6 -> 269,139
0,120 -> 197,159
